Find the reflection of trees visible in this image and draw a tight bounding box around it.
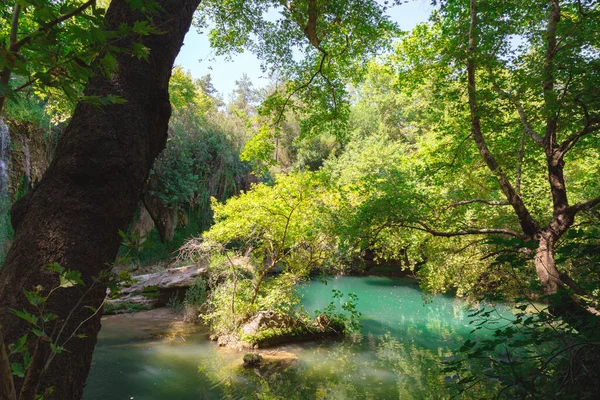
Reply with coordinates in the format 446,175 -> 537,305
374,333 -> 500,399
187,329 -> 501,399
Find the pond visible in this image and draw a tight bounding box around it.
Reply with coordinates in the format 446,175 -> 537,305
83,276 -> 507,399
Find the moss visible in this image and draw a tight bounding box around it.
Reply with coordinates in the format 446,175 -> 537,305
240,324 -> 341,348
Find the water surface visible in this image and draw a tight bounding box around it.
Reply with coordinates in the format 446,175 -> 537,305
84,276 -> 504,399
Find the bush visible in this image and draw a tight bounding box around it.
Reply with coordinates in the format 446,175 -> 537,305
184,276 -> 208,307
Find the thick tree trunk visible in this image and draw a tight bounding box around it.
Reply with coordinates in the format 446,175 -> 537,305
534,232 -> 563,295
0,1 -> 200,399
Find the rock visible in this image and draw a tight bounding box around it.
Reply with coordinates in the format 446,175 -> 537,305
240,351 -> 298,371
315,314 -> 331,332
130,204 -> 155,243
242,311 -> 298,336
143,193 -> 177,242
243,353 -> 263,367
106,265 -> 207,313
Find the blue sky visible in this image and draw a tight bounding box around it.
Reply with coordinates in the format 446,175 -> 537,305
175,0 -> 433,99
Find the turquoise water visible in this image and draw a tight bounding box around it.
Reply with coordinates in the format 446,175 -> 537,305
83,277 -> 505,399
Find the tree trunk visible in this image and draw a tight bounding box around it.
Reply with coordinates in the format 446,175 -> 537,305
0,1 -> 200,399
534,232 -> 563,295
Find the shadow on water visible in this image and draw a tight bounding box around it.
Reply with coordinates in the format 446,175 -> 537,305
84,276 -> 506,399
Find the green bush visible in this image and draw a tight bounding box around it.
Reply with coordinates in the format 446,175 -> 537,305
184,276 -> 208,307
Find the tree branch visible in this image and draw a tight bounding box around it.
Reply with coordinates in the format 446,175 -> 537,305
10,4 -> 21,47
274,52 -> 326,124
514,98 -> 544,146
542,0 -> 560,148
556,118 -> 600,158
569,195 -> 600,214
467,0 -> 539,237
407,222 -> 526,240
0,330 -> 16,400
486,66 -> 544,146
516,128 -> 525,194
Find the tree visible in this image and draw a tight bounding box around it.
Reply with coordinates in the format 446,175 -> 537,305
381,0 -> 600,317
0,0 -> 404,397
197,0 -> 400,137
463,0 -> 600,310
0,0 -> 200,398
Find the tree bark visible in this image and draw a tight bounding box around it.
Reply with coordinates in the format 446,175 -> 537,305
534,232 -> 562,295
0,1 -> 200,399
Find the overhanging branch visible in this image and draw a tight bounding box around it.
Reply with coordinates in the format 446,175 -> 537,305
556,118 -> 600,158
10,0 -> 97,54
569,195 -> 600,214
406,222 -> 526,240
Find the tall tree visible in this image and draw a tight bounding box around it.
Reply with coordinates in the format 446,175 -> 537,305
385,0 -> 599,316
464,0 -> 600,305
0,0 -> 200,398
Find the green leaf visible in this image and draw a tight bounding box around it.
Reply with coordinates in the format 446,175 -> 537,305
11,309 -> 39,326
11,363 -> 25,378
40,313 -> 58,323
24,289 -> 45,306
9,334 -> 28,356
45,263 -> 65,274
59,270 -> 84,288
50,342 -> 66,355
31,328 -> 47,337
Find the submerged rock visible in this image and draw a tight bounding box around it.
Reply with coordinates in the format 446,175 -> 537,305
106,265 -> 207,313
241,351 -> 298,370
243,353 -> 263,366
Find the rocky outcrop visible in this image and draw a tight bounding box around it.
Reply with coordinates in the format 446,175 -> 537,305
143,193 -> 177,243
130,203 -> 155,243
106,265 -> 207,313
237,311 -> 345,348
242,311 -> 299,336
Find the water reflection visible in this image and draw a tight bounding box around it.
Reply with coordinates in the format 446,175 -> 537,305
84,277 -> 504,399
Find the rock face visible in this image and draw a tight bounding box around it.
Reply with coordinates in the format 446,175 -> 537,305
106,265 -> 207,312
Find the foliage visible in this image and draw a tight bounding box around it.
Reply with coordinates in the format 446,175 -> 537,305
6,263 -> 106,387
145,67 -> 251,239
166,293 -> 184,314
0,0 -> 161,116
242,352 -> 263,366
446,300 -> 600,399
313,288 -> 361,333
184,276 -> 208,308
195,0 -> 401,137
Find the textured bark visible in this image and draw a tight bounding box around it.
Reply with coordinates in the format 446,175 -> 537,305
534,233 -> 562,295
0,1 -> 200,399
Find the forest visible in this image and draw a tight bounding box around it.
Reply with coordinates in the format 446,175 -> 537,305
0,0 -> 599,399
